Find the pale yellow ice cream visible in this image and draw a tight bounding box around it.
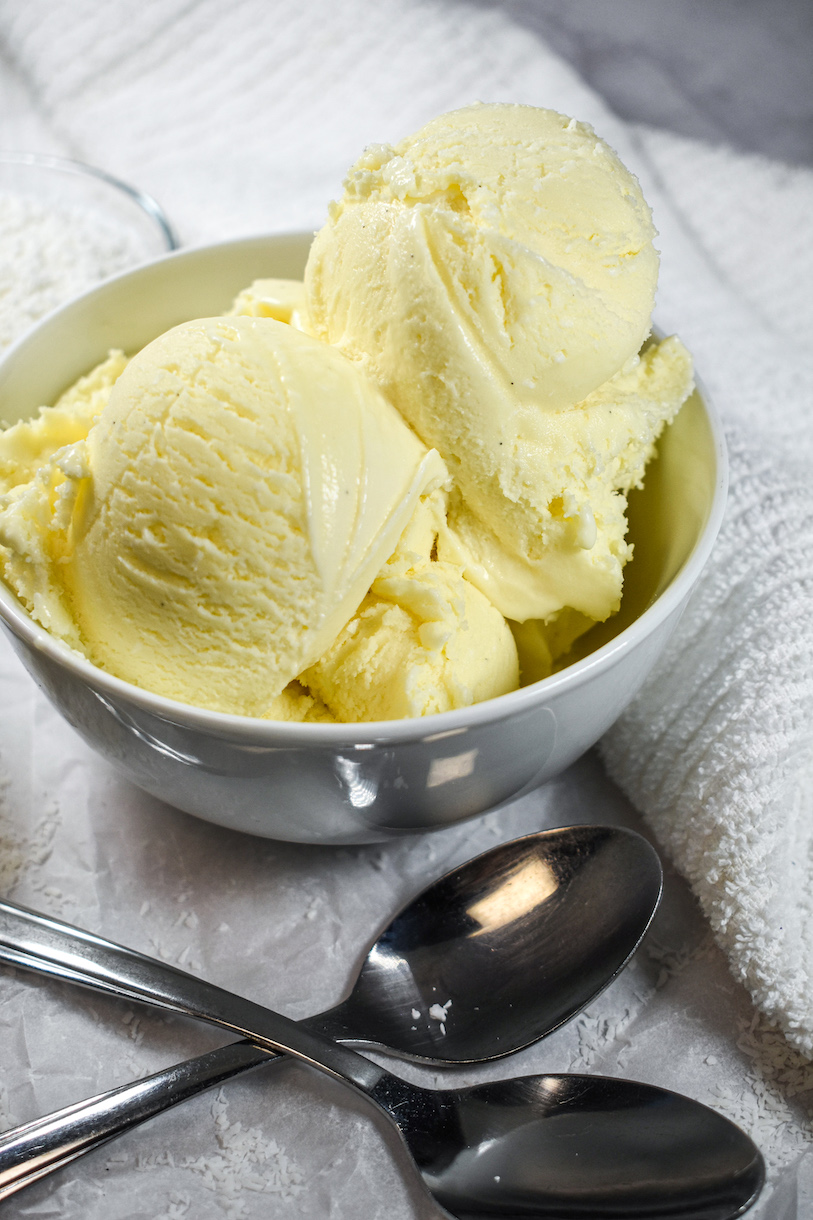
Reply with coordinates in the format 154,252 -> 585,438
0,315 -> 458,715
0,312 -> 517,719
306,102 -> 693,647
439,334 -> 694,624
0,351 -> 127,635
304,489 -> 518,720
230,278 -> 310,331
0,102 -> 694,719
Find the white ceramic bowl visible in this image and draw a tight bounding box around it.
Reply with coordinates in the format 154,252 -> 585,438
0,234 -> 727,843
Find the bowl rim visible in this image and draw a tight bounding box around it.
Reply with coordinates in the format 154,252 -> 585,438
0,233 -> 729,744
0,150 -> 180,252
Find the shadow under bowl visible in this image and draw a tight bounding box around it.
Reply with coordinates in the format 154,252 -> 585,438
0,233 -> 727,844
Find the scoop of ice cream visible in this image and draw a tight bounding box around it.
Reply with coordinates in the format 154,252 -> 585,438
0,351 -> 126,495
0,351 -> 128,639
230,278 -> 310,331
441,335 -> 695,624
0,315 -> 448,715
304,490 -> 519,720
307,104 -> 658,417
305,103 -> 677,627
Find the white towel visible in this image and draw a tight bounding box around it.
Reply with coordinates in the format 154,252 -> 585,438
600,126 -> 813,1058
1,0 -> 812,1057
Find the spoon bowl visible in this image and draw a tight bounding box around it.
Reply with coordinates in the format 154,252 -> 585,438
408,1073 -> 764,1218
319,822 -> 663,1059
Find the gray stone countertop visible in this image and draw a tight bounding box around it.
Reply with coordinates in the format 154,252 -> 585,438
477,0 -> 813,166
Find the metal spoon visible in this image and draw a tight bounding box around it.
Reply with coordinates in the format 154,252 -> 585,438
0,825 -> 659,1065
0,826 -> 763,1217
0,1055 -> 765,1218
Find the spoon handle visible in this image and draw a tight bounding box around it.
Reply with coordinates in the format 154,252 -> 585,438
0,1040 -> 270,1201
0,899 -> 383,1094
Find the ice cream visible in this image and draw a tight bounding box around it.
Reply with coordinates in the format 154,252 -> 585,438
306,103 -> 693,650
0,103 -> 694,720
303,489 -> 519,720
0,315 -> 499,716
230,277 -> 310,331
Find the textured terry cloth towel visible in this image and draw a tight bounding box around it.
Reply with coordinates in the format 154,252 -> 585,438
600,128 -> 813,1059
0,0 -> 812,1058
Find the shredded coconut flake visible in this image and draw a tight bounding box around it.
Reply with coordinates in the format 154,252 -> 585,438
0,191 -> 147,353
180,1090 -> 304,1216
